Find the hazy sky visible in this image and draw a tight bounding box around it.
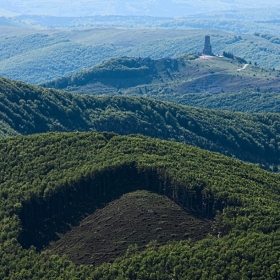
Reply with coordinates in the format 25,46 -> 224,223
0,0 -> 279,17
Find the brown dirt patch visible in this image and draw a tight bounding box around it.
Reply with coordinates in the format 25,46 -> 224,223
46,190 -> 213,266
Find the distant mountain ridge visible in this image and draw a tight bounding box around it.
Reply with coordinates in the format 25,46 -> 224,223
1,1 -> 280,17
4,8 -> 280,35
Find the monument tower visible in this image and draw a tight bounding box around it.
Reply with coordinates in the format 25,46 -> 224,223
203,35 -> 213,56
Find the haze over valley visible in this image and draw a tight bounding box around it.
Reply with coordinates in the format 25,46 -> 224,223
2,0 -> 280,17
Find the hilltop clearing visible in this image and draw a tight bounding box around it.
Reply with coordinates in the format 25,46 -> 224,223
43,54 -> 280,104
46,190 -> 212,265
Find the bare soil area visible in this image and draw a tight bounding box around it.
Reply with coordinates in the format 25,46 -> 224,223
46,190 -> 213,266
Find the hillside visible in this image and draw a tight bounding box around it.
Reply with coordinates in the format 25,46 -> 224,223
2,76 -> 280,169
42,54 -> 280,107
1,132 -> 280,278
46,190 -> 212,266
169,91 -> 280,113
4,3 -> 280,278
3,29 -> 280,83
0,120 -> 18,138
159,8 -> 280,34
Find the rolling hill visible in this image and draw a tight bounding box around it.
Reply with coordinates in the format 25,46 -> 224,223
1,76 -> 280,170
43,54 -> 280,96
42,54 -> 280,111
3,2 -> 280,278
1,132 -> 280,278
169,91 -> 280,113
3,28 -> 280,83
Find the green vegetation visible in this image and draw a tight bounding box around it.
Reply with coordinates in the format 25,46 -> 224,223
0,120 -> 18,138
3,28 -> 280,83
3,6 -> 280,279
2,76 -> 280,169
91,232 -> 280,279
0,33 -> 119,84
222,51 -> 247,63
254,32 -> 280,44
173,91 -> 280,113
1,132 -> 280,278
159,8 -> 280,35
43,54 -> 280,113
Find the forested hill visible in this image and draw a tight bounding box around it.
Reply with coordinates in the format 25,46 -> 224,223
42,54 -> 280,97
1,76 -> 280,169
0,120 -> 18,138
1,132 -> 280,278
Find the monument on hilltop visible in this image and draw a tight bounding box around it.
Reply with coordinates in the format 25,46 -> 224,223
203,35 -> 214,56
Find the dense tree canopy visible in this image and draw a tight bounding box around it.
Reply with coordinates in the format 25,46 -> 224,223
1,132 -> 280,278
1,76 -> 280,171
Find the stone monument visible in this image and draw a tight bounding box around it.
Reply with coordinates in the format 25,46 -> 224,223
203,35 -> 214,56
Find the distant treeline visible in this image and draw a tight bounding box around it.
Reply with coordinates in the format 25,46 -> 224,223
222,51 -> 247,63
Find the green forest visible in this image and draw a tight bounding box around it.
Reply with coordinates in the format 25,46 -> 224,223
169,91 -> 280,113
1,76 -> 280,170
1,132 -> 280,279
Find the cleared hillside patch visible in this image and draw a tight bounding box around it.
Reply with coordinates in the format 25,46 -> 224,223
46,190 -> 212,265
